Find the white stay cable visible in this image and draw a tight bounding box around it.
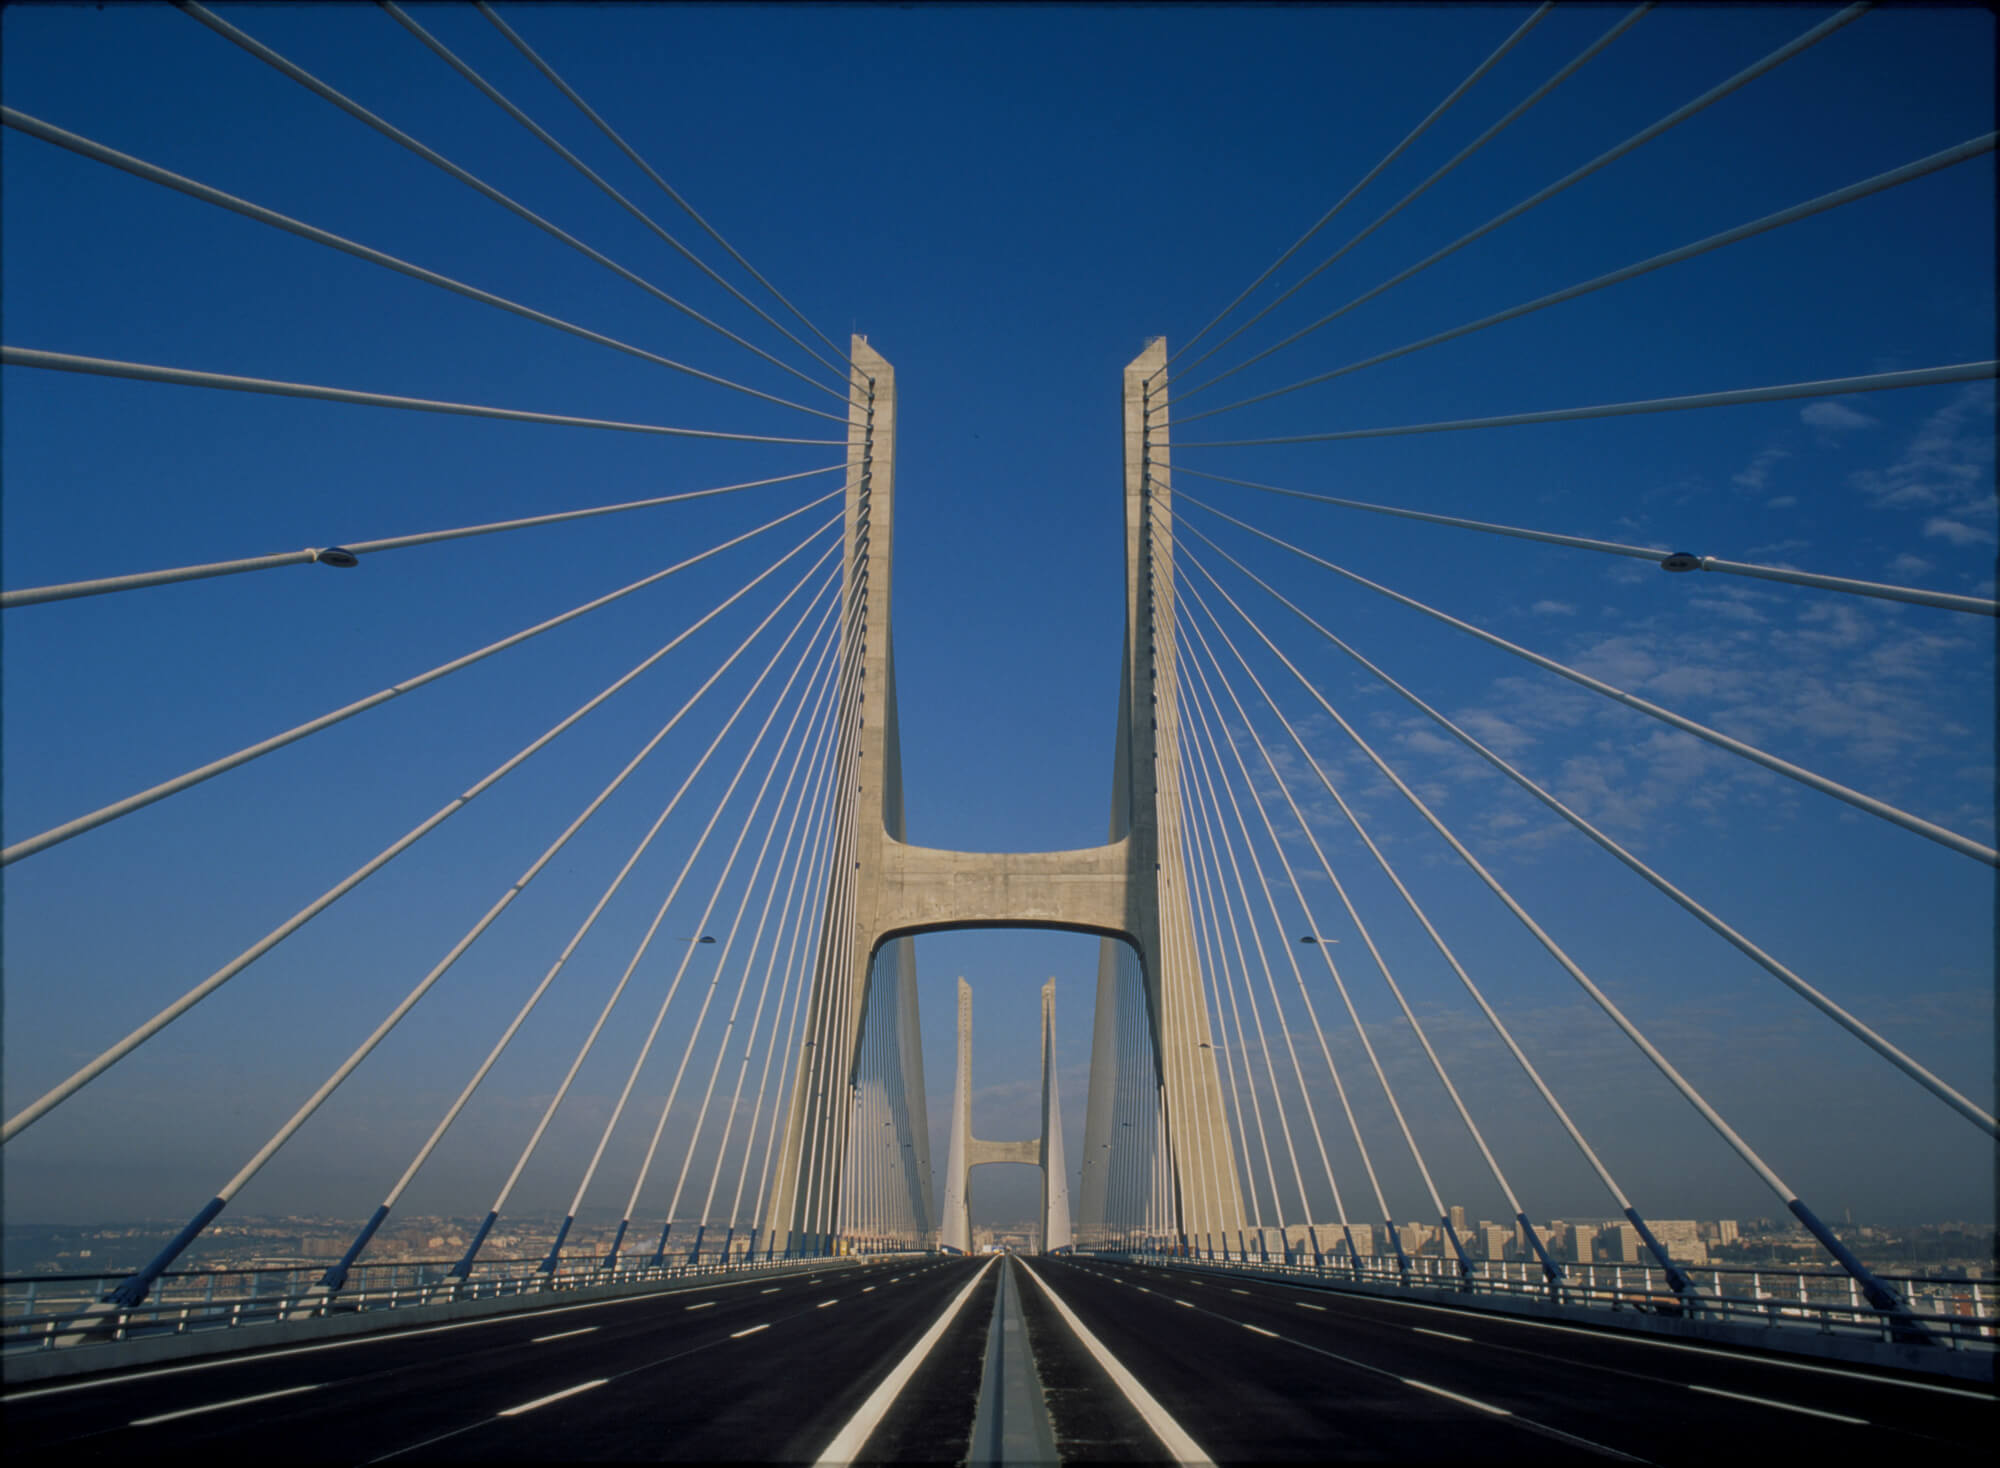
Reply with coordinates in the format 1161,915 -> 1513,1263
1,464 -> 840,610
637,630 -> 843,1242
1173,611 -> 1367,1238
1178,361 -> 1996,449
1179,499 -> 1997,866
1183,610 -> 1451,1240
1158,3 -> 1553,380
1175,466 -> 1999,617
735,609 -> 863,1236
476,2 -> 850,370
0,107 -> 844,424
1178,572 -> 1540,1244
382,3 -> 847,388
472,575 -> 840,1255
193,599 -> 836,1263
1,491 -> 839,868
1179,799 -> 1264,1236
1170,4 -> 1648,395
1,348 -> 846,447
550,584 -> 841,1245
1168,756 -> 1240,1244
1175,681 -> 1303,1236
1193,538 -> 1997,1140
1177,547 -> 1850,1226
0,513 -> 838,1144
362,571 -> 842,1239
704,644 -> 847,1232
1178,549 -> 1640,1221
178,3 -> 842,404
1173,3 -> 1870,400
1180,130 -> 1998,421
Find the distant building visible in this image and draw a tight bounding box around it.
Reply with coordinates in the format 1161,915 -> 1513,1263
1478,1224 -> 1510,1261
1448,1204 -> 1468,1234
1606,1224 -> 1644,1264
1647,1219 -> 1709,1265
1716,1219 -> 1740,1246
1567,1223 -> 1597,1263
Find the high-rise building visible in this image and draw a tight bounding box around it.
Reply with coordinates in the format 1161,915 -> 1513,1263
1566,1223 -> 1597,1262
1478,1223 -> 1511,1261
1449,1204 -> 1468,1234
1648,1219 -> 1709,1264
1607,1223 -> 1644,1263
1716,1219 -> 1739,1246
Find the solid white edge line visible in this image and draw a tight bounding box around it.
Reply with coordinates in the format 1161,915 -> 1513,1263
497,1379 -> 607,1417
1403,1379 -> 1511,1416
1014,1258 -> 1214,1467
814,1257 -> 996,1465
4,1261 -> 862,1402
130,1382 -> 321,1426
1689,1383 -> 1869,1425
1159,1265 -> 1995,1401
531,1326 -> 600,1343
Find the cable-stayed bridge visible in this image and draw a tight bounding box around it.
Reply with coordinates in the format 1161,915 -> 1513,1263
3,4 -> 1993,1460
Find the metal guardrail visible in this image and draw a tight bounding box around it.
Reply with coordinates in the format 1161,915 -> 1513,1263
1087,1246 -> 1999,1353
1,1248 -> 923,1355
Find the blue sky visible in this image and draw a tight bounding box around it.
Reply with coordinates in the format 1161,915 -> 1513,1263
3,4 -> 1992,1238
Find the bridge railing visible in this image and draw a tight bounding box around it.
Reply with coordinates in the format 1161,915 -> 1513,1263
1092,1247 -> 1999,1354
1,1248 -> 924,1356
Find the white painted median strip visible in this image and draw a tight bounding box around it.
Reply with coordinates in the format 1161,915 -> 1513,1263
1690,1384 -> 1867,1425
531,1326 -> 599,1344
497,1380 -> 606,1417
1014,1258 -> 1212,1467
815,1258 -> 997,1466
131,1383 -> 321,1426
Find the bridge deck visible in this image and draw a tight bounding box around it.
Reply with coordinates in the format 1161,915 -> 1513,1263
4,1255 -> 1989,1462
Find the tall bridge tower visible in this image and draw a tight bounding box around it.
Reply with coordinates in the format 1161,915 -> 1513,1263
763,338 -> 1245,1253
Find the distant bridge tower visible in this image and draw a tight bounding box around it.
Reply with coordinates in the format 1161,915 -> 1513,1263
763,337 -> 1244,1256
941,979 -> 1071,1253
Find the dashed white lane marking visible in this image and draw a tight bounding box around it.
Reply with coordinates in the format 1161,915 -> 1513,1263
1230,1288 -> 1250,1295
1689,1384 -> 1868,1425
531,1327 -> 600,1343
1015,1258 -> 1212,1466
5,1265 -> 830,1403
1403,1379 -> 1509,1416
1293,1301 -> 1326,1311
1243,1324 -> 1279,1339
761,1288 -> 782,1294
731,1323 -> 770,1339
497,1380 -> 607,1417
817,1299 -> 838,1308
815,1257 -> 997,1465
684,1302 -> 716,1311
131,1383 -> 321,1426
1174,1299 -> 1195,1308
1414,1327 -> 1472,1343
863,1285 -> 876,1292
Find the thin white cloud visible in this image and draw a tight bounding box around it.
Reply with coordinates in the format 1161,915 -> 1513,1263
1800,400 -> 1879,431
1923,516 -> 1997,546
1885,553 -> 1933,578
1766,495 -> 1798,509
1731,445 -> 1790,492
1530,599 -> 1575,616
1848,384 -> 1996,513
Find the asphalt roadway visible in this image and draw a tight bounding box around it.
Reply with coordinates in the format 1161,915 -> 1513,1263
4,1252 -> 1991,1461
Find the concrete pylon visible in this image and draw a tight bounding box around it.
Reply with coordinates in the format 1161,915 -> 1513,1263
763,337 -> 1244,1256
941,979 -> 1071,1254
